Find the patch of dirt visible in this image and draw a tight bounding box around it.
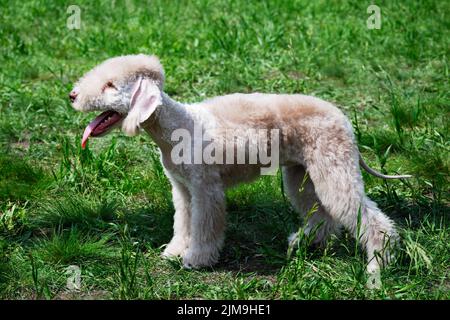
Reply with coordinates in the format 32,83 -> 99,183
54,290 -> 110,300
217,251 -> 282,276
263,69 -> 307,81
11,140 -> 30,151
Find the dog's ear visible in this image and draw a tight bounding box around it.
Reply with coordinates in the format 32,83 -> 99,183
122,77 -> 162,136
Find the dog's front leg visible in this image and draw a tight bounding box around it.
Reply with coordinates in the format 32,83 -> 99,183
183,181 -> 226,268
162,179 -> 191,258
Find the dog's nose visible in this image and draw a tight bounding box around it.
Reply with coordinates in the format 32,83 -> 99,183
69,90 -> 78,103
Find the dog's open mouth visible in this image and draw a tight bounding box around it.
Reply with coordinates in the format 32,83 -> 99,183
81,110 -> 123,149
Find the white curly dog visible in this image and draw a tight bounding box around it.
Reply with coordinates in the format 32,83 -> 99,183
70,54 -> 410,287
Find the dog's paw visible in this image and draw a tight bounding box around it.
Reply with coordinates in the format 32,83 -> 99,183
161,237 -> 189,258
366,261 -> 382,290
182,246 -> 219,269
366,270 -> 382,290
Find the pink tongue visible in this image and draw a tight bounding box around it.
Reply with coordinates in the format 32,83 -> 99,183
81,111 -> 115,149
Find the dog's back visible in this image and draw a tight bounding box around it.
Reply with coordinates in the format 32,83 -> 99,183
199,93 -> 346,130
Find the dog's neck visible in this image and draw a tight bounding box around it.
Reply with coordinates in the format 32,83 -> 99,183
142,92 -> 193,154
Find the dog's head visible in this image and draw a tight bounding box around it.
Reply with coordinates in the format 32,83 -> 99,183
70,54 -> 165,148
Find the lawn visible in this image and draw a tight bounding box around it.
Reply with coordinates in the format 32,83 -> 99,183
0,0 -> 448,299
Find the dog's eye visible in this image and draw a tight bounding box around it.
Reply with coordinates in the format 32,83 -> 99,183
103,81 -> 117,92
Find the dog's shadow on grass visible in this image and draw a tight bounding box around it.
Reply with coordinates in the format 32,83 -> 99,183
114,191 -> 448,276
212,201 -> 294,275
121,199 -> 293,276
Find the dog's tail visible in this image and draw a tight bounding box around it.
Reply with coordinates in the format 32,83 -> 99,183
359,154 -> 412,179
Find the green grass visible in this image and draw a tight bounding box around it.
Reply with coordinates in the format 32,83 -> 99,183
0,0 -> 449,299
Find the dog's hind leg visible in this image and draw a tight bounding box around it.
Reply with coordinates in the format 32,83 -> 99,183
303,148 -> 398,282
282,165 -> 341,247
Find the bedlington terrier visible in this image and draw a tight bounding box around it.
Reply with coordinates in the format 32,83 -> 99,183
70,54 -> 411,284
